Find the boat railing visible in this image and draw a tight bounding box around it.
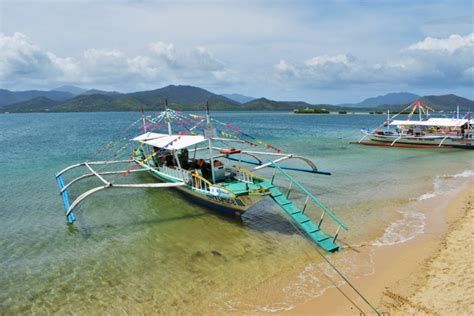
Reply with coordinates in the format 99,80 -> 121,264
191,171 -> 212,193
234,166 -> 255,183
270,162 -> 348,244
158,165 -> 192,183
234,166 -> 266,183
190,172 -> 235,197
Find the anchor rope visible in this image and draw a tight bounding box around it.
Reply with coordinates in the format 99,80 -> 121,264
268,175 -> 381,315
286,218 -> 380,315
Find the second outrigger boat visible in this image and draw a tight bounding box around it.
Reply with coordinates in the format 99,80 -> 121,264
357,100 -> 474,149
55,102 -> 348,252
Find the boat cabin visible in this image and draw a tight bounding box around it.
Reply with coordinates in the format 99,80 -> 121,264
388,118 -> 473,138
132,132 -> 245,187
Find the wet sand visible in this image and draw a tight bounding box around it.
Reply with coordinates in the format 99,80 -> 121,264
288,183 -> 473,315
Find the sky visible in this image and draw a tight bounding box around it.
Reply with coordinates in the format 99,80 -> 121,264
0,0 -> 473,103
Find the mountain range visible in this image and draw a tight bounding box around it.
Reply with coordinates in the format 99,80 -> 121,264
221,93 -> 255,103
1,85 -> 472,113
343,92 -> 421,107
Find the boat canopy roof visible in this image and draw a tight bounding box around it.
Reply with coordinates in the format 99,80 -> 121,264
133,132 -> 206,150
389,118 -> 471,127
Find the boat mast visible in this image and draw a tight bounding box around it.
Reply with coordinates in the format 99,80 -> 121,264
165,98 -> 172,135
205,101 -> 216,183
457,105 -> 460,119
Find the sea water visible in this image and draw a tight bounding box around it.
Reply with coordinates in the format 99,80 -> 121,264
0,112 -> 472,314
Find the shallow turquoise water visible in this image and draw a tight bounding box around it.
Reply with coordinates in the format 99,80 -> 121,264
0,112 -> 472,314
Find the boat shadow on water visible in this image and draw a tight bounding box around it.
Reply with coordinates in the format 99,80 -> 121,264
66,196 -> 299,241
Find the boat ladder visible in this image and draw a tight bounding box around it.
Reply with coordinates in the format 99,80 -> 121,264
261,162 -> 348,252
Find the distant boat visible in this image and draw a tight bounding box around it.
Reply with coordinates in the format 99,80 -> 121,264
55,101 -> 348,252
357,101 -> 474,149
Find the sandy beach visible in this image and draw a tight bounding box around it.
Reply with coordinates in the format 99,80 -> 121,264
288,182 -> 473,315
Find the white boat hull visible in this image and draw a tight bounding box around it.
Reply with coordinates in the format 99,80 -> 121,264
365,133 -> 474,149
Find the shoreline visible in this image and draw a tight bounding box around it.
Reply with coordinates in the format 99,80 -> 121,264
287,179 -> 473,315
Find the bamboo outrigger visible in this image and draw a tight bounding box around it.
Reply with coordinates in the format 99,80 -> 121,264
55,102 -> 348,252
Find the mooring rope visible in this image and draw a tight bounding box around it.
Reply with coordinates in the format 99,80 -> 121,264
276,192 -> 381,315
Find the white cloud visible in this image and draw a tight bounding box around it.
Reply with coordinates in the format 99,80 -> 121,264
1,31 -> 472,99
274,53 -> 372,87
400,33 -> 474,86
0,32 -> 59,81
274,33 -> 474,89
0,32 -> 234,90
148,42 -> 177,67
406,33 -> 474,54
305,54 -> 352,67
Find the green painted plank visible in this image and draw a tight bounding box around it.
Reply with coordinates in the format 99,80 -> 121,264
232,191 -> 248,196
259,181 -> 274,189
248,184 -> 261,191
269,187 -> 283,197
300,220 -> 320,233
271,163 -> 348,231
273,195 -> 292,206
310,230 -> 330,242
318,238 -> 339,252
268,181 -> 340,253
282,204 -> 301,215
291,212 -> 310,223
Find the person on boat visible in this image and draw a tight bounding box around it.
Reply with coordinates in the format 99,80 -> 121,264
196,159 -> 205,176
165,154 -> 175,167
178,149 -> 190,169
461,124 -> 466,138
200,160 -> 212,180
197,159 -> 204,169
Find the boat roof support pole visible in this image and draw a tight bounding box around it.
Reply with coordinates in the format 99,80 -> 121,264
173,149 -> 182,169
192,144 -> 198,160
165,98 -> 172,135
387,110 -> 390,131
141,108 -> 147,133
205,101 -> 216,183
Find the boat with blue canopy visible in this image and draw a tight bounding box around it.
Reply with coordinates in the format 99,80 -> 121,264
55,101 -> 348,252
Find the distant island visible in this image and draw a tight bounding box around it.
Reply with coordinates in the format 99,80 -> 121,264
0,84 -> 472,113
294,108 -> 330,114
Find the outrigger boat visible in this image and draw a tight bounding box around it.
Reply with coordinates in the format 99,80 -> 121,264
357,101 -> 474,149
55,102 -> 348,252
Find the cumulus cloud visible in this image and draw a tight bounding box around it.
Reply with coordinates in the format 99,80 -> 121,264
1,31 -> 472,95
0,32 -> 235,90
400,33 -> 473,86
406,33 -> 474,54
274,53 -> 373,87
0,32 -> 60,81
274,33 -> 474,89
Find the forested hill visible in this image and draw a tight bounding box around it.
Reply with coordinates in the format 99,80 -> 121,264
1,85 -> 472,113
